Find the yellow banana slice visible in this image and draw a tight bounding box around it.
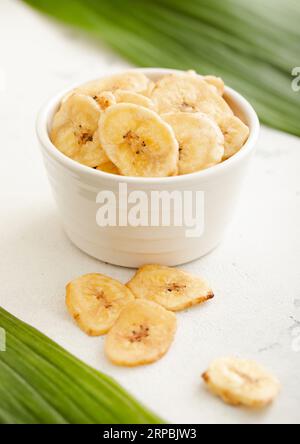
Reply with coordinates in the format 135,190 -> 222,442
204,76 -> 225,96
163,112 -> 224,175
75,71 -> 151,102
144,80 -> 156,97
127,265 -> 214,312
93,90 -> 154,112
151,72 -> 233,124
51,93 -> 108,167
220,116 -> 250,160
66,273 -> 135,336
99,103 -> 179,177
114,89 -> 155,110
94,91 -> 116,110
96,161 -> 120,175
104,300 -> 177,366
202,357 -> 280,408
187,71 -> 225,96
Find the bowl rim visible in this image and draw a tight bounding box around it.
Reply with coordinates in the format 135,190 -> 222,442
36,67 -> 260,184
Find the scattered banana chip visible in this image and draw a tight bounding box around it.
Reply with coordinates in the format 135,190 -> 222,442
75,71 -> 151,101
127,265 -> 214,312
202,357 -> 280,408
51,93 -> 108,167
96,161 -> 120,175
204,75 -> 225,96
114,89 -> 155,110
66,273 -> 135,336
99,103 -> 179,177
151,72 -> 233,124
220,115 -> 250,160
163,112 -> 224,175
104,300 -> 177,366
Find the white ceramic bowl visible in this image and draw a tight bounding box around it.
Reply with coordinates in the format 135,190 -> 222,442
36,68 -> 260,268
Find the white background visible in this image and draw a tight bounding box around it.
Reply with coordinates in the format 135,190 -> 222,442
1,0 -> 300,424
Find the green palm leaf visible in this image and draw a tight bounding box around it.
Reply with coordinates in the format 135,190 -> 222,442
0,307 -> 163,424
23,0 -> 300,136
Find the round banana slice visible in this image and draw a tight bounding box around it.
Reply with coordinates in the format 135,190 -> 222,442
151,73 -> 233,124
202,357 -> 280,408
94,91 -> 116,110
75,71 -> 151,102
114,89 -> 155,110
163,112 -> 224,175
96,161 -> 120,175
51,93 -> 108,167
104,300 -> 177,367
127,265 -> 214,312
144,80 -> 156,97
66,273 -> 135,336
204,76 -> 225,96
187,71 -> 224,96
99,103 -> 179,177
220,116 -> 250,160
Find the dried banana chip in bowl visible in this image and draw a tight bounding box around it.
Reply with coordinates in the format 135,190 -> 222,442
98,103 -> 179,177
204,75 -> 225,96
220,115 -> 250,160
50,69 -> 251,175
93,91 -> 116,110
114,89 -> 155,110
96,160 -> 120,175
150,72 -> 233,124
74,71 -> 151,101
163,112 -> 224,174
50,93 -> 108,167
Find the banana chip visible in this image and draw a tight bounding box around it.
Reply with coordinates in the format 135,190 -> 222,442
51,93 -> 108,167
94,91 -> 116,110
202,357 -> 280,408
96,161 -> 120,175
127,265 -> 214,312
94,90 -> 155,113
144,80 -> 156,97
163,112 -> 224,175
66,273 -> 135,336
188,71 -> 225,95
104,300 -> 177,366
204,76 -> 225,96
99,103 -> 179,177
151,72 -> 233,124
220,116 -> 250,160
53,71 -> 249,175
75,71 -> 151,101
114,89 -> 155,110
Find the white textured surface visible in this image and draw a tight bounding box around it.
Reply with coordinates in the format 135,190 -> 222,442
1,0 -> 300,425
